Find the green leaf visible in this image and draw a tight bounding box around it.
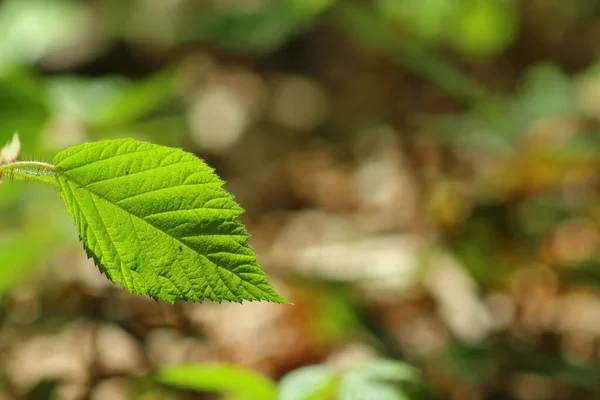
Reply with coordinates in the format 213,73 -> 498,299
339,375 -> 409,400
448,0 -> 518,58
518,63 -> 580,122
53,138 -> 287,304
278,365 -> 337,400
353,359 -> 419,383
180,0 -> 334,53
337,359 -> 419,400
91,68 -> 178,128
156,363 -> 278,400
0,69 -> 50,151
46,75 -> 126,123
0,0 -> 92,67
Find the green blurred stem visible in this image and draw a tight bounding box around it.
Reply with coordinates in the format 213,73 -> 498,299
0,161 -> 56,186
334,2 -> 488,104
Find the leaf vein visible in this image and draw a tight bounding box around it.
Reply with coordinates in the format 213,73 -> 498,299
61,171 -> 248,298
59,147 -> 163,174
88,190 -> 133,289
115,183 -> 220,205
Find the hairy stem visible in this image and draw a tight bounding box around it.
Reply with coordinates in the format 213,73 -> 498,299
0,160 -> 56,186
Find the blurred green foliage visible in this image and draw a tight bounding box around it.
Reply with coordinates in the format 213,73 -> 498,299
2,0 -> 600,399
156,359 -> 418,400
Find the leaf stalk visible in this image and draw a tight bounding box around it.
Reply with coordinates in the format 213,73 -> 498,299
0,160 -> 57,186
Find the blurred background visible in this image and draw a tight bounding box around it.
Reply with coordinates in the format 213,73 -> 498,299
2,0 -> 600,399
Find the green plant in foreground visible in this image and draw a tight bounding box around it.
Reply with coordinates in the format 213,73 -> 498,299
0,134 -> 287,304
156,358 -> 420,400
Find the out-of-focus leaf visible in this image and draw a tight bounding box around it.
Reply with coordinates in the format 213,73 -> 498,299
0,0 -> 92,67
336,359 -> 419,400
518,63 -> 580,122
91,68 -> 179,128
339,373 -> 409,400
48,68 -> 178,130
46,76 -> 125,123
375,0 -> 517,58
0,133 -> 21,184
286,0 -> 335,16
47,70 -> 182,142
179,1 -> 334,53
448,0 -> 518,58
0,69 -> 49,151
156,364 -> 278,400
0,133 -> 21,164
376,0 -> 452,44
434,64 -> 579,152
354,359 -> 419,383
432,97 -> 518,152
311,289 -> 361,343
278,365 -> 337,400
336,3 -> 486,103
